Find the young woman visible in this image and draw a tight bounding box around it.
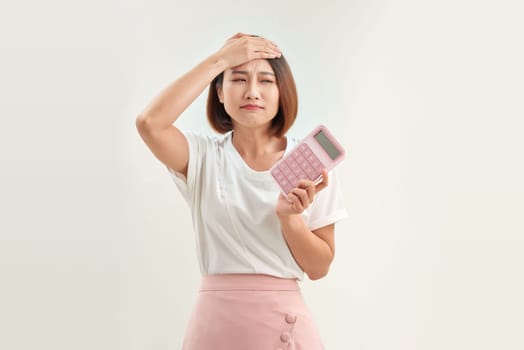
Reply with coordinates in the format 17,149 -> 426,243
136,32 -> 348,349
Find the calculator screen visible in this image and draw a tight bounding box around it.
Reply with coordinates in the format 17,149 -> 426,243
314,130 -> 340,160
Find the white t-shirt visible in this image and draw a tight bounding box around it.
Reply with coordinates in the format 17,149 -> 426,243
166,130 -> 348,281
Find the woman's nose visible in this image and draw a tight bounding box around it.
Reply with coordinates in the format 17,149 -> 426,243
245,81 -> 260,100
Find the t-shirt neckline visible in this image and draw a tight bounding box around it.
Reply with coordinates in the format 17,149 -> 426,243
226,131 -> 291,182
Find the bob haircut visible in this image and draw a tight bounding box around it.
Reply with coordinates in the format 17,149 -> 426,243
206,55 -> 298,138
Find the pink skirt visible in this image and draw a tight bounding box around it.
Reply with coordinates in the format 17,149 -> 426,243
182,274 -> 325,350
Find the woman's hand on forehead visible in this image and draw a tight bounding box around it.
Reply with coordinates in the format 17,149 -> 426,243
217,33 -> 282,70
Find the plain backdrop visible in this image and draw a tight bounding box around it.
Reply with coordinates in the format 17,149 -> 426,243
1,0 -> 523,349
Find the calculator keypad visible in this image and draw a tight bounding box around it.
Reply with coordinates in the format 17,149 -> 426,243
272,144 -> 324,194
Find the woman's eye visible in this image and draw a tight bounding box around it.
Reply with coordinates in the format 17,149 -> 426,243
231,78 -> 273,83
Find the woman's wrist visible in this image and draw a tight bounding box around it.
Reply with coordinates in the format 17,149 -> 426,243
276,212 -> 302,224
207,51 -> 230,72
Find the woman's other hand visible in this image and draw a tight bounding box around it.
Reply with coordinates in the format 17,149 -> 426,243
275,169 -> 329,218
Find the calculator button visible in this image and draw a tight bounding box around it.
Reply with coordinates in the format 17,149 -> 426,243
284,185 -> 293,194
288,174 -> 298,187
311,160 -> 323,170
306,167 -> 320,180
292,166 -> 304,178
297,170 -> 307,180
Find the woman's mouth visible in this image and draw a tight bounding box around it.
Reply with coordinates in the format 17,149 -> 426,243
241,104 -> 263,110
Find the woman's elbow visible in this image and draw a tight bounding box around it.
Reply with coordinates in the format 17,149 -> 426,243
306,265 -> 331,281
304,251 -> 334,280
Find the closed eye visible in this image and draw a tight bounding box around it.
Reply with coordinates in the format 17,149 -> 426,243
231,78 -> 274,83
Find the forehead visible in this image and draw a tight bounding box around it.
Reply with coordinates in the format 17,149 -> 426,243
226,59 -> 274,75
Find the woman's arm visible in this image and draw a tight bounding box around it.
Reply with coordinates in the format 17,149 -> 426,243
135,33 -> 281,176
278,217 -> 335,280
135,54 -> 228,176
136,53 -> 228,131
275,169 -> 336,280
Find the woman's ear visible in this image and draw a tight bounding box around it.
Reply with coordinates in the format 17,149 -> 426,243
217,86 -> 224,103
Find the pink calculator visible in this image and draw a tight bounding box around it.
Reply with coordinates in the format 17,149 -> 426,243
270,125 -> 346,196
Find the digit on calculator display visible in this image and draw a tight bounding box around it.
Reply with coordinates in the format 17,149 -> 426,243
314,130 -> 341,160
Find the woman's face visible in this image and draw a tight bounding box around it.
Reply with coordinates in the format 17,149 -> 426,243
218,59 -> 280,131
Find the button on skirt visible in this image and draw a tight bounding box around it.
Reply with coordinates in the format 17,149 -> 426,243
182,274 -> 325,350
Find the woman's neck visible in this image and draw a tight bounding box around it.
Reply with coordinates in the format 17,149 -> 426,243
231,128 -> 286,159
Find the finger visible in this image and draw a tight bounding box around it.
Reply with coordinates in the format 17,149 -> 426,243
225,32 -> 246,43
297,179 -> 316,203
248,37 -> 281,54
305,183 -> 315,203
289,193 -> 304,212
250,41 -> 281,57
315,169 -> 329,193
262,38 -> 281,53
266,40 -> 281,54
249,50 -> 281,60
232,32 -> 248,39
291,188 -> 310,209
254,51 -> 281,59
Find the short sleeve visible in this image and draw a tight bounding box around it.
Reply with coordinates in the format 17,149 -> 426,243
165,130 -> 206,205
307,168 -> 349,231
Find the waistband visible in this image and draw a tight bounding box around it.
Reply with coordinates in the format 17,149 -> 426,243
200,274 -> 300,292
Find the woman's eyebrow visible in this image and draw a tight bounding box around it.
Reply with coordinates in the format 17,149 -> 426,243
231,70 -> 275,76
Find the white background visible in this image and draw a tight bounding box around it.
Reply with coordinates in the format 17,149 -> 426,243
1,0 -> 523,349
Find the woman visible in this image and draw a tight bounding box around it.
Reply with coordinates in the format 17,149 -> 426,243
136,32 -> 348,349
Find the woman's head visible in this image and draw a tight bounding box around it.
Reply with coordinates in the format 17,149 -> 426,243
207,55 -> 298,137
